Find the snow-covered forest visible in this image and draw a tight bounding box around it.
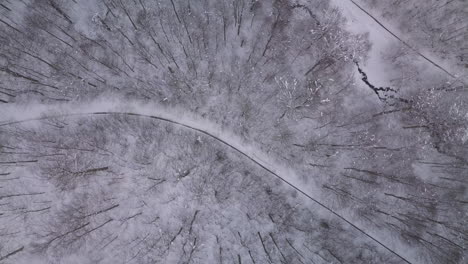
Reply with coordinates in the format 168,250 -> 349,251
0,0 -> 466,263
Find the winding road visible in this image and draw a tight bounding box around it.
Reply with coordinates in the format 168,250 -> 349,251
0,101 -> 413,263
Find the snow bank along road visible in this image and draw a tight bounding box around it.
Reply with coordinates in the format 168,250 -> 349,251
0,100 -> 413,263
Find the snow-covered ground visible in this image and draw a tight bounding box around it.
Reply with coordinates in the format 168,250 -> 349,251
332,0 -> 467,87
331,0 -> 398,87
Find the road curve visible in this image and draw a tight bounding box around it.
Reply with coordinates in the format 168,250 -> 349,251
0,102 -> 413,264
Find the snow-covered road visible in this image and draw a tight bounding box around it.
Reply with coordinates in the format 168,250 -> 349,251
0,99 -> 414,263
332,0 -> 466,87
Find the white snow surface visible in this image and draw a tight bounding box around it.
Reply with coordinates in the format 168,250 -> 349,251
331,0 -> 398,87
